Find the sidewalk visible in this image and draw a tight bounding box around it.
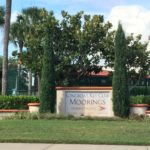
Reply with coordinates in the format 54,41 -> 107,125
0,143 -> 149,150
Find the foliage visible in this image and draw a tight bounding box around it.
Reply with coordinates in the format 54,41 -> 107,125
130,95 -> 150,105
106,33 -> 150,85
56,11 -> 113,85
130,90 -> 150,105
10,7 -> 48,94
11,8 -> 150,88
39,18 -> 56,113
0,57 -> 28,94
10,15 -> 25,49
143,95 -> 150,105
126,34 -> 150,84
7,58 -> 28,94
20,7 -> 51,76
0,6 -> 5,26
112,23 -> 129,118
130,95 -> 145,104
13,10 -> 113,86
0,95 -> 39,109
10,16 -> 26,94
130,86 -> 150,96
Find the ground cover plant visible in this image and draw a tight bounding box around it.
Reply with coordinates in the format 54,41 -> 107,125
0,118 -> 150,145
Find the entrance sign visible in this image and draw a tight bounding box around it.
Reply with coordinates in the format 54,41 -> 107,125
56,87 -> 114,117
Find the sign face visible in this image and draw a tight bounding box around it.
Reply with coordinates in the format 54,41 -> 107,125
65,91 -> 112,117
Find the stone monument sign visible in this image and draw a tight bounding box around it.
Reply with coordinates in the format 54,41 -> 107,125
56,87 -> 114,117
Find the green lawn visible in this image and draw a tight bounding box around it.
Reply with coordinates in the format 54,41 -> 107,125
0,119 -> 150,145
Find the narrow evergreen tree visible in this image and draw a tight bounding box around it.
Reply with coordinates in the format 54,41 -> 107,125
112,23 -> 129,118
39,26 -> 56,113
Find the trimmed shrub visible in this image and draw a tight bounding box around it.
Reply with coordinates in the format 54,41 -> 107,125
130,95 -> 145,104
39,25 -> 56,113
0,95 -> 39,109
112,23 -> 129,118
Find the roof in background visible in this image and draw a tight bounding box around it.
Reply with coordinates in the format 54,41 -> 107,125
90,70 -> 111,77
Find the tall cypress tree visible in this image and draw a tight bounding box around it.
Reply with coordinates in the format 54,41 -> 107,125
39,26 -> 56,113
112,23 -> 129,118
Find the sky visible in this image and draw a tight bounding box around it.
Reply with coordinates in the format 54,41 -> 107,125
1,0 -> 150,56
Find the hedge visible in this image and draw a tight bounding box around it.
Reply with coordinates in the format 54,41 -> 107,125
129,86 -> 150,96
0,95 -> 39,109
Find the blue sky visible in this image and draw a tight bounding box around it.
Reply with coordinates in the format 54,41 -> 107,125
1,0 -> 150,56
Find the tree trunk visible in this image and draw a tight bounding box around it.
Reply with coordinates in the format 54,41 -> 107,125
28,71 -> 32,95
15,41 -> 23,94
33,74 -> 38,95
2,0 -> 12,95
37,75 -> 40,96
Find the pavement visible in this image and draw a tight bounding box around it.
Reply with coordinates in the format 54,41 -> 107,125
0,143 -> 150,150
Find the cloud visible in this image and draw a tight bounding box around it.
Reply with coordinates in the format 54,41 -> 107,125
86,0 -> 125,10
11,11 -> 19,23
107,5 -> 150,41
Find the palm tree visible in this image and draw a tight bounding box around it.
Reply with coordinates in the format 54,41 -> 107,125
0,6 -> 5,92
22,7 -> 49,95
20,7 -> 42,95
2,0 -> 12,95
10,15 -> 25,94
10,7 -> 45,95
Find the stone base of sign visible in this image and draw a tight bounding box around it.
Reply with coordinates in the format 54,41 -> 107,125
56,87 -> 114,117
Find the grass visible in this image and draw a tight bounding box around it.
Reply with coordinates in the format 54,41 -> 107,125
0,119 -> 150,145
